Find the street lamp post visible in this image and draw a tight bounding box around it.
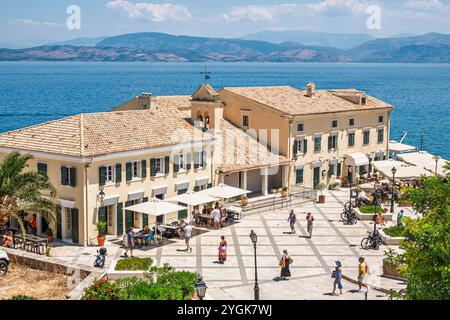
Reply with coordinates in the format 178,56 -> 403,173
373,182 -> 380,233
195,278 -> 207,300
249,230 -> 259,300
348,166 -> 353,209
433,155 -> 441,175
390,167 -> 397,214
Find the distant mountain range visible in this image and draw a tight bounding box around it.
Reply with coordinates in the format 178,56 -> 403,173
0,32 -> 449,63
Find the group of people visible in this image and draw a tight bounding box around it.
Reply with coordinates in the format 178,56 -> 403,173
191,203 -> 228,230
287,210 -> 315,238
331,257 -> 370,296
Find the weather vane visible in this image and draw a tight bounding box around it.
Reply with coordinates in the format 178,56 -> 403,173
202,66 -> 211,84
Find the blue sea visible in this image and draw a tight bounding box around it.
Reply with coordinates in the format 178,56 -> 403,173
0,62 -> 449,159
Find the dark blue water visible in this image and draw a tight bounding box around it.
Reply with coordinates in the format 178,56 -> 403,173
0,62 -> 449,159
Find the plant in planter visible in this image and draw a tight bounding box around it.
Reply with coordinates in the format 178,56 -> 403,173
281,186 -> 289,197
316,183 -> 326,203
240,195 -> 248,207
45,228 -> 54,242
328,182 -> 339,190
383,249 -> 406,279
341,176 -> 349,187
96,220 -> 107,247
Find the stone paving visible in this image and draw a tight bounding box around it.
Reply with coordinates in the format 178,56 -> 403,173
47,188 -> 409,300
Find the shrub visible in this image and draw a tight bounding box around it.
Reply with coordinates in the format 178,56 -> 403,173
116,277 -> 184,300
9,295 -> 37,300
383,225 -> 406,237
157,271 -> 199,300
82,278 -> 122,300
384,249 -> 406,269
359,205 -> 384,214
328,182 -> 339,190
115,257 -> 153,271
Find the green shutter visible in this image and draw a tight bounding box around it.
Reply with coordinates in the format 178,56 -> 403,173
173,155 -> 180,173
165,157 -> 170,174
296,169 -> 304,184
337,162 -> 341,176
141,160 -> 147,178
116,203 -> 123,236
150,159 -> 157,177
61,167 -> 67,185
99,166 -> 106,186
293,140 -> 299,158
194,152 -> 200,169
142,197 -> 149,228
328,136 -> 332,150
115,164 -> 122,183
303,139 -> 308,154
98,206 -> 107,223
56,206 -> 62,240
71,208 -> 79,244
125,201 -> 133,230
126,162 -> 132,181
70,167 -> 76,187
186,153 -> 192,170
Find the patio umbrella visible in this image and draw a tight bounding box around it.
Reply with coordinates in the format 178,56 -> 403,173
376,165 -> 432,180
200,183 -> 251,199
372,160 -> 405,170
124,198 -> 186,216
166,191 -> 219,207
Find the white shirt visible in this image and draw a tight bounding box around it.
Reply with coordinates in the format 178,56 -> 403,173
211,209 -> 221,222
184,225 -> 192,238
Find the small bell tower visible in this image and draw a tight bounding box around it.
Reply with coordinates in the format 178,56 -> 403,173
190,84 -> 224,132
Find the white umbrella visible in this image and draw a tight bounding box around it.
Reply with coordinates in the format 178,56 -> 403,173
125,198 -> 186,216
166,191 -> 219,207
376,166 -> 432,180
372,160 -> 405,169
200,183 -> 251,199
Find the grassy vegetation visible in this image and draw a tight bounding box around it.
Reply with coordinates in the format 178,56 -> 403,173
383,225 -> 406,237
115,257 -> 154,271
359,205 -> 386,214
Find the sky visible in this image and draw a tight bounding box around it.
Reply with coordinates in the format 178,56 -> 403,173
0,0 -> 449,46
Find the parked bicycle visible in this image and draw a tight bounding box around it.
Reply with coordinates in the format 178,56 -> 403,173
341,208 -> 357,225
361,230 -> 382,250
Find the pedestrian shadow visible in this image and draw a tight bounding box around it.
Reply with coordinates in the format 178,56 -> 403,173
348,289 -> 360,293
176,249 -> 188,252
213,260 -> 224,264
273,276 -> 284,282
299,235 -> 310,239
282,232 -> 294,235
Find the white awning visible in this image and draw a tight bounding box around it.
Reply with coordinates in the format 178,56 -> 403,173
167,191 -> 219,207
127,190 -> 145,202
59,199 -> 76,209
195,177 -> 210,187
175,181 -> 190,191
200,183 -> 251,199
397,151 -> 448,177
125,198 -> 185,216
376,165 -> 432,180
346,152 -> 369,167
152,185 -> 168,196
372,160 -> 405,170
329,158 -> 339,165
102,196 -> 120,207
389,141 -> 417,153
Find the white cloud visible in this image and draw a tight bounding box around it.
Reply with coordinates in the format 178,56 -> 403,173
403,0 -> 450,12
106,0 -> 192,22
222,4 -> 299,22
308,0 -> 370,16
9,19 -> 63,27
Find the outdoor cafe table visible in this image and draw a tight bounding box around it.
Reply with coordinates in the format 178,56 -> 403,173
13,234 -> 48,254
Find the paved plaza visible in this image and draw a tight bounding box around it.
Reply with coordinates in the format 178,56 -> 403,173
49,188 -> 408,300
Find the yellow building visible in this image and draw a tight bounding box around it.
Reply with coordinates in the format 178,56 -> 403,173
0,82 -> 393,246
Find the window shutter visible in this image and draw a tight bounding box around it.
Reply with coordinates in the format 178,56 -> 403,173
98,206 -> 107,223
142,198 -> 149,228
194,152 -> 200,169
150,158 -> 156,177
202,151 -> 207,168
194,186 -> 200,192
60,167 -> 67,185
296,169 -> 303,184
70,167 -> 76,187
56,205 -> 62,240
141,160 -> 147,178
125,201 -> 133,230
328,136 -> 332,150
116,203 -> 123,236
71,208 -> 79,244
173,155 -> 180,173
337,163 -> 341,176
165,156 -> 170,174
207,183 -> 212,188
303,139 -> 308,154
126,162 -> 132,181
115,163 -> 122,183
293,140 -> 299,158
99,166 -> 106,186
186,153 -> 192,170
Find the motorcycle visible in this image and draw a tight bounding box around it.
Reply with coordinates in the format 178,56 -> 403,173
94,247 -> 108,268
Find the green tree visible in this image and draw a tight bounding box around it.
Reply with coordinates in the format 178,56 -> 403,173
400,174 -> 450,300
0,153 -> 56,236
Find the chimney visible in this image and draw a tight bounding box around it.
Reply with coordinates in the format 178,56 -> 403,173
306,82 -> 316,97
138,92 -> 152,110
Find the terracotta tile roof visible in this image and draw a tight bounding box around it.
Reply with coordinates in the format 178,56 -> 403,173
0,109 -> 212,158
151,95 -> 192,111
221,86 -> 393,116
218,119 -> 290,173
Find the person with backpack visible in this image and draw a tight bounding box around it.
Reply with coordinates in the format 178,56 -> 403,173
358,257 -> 370,291
287,210 -> 297,234
332,260 -> 343,295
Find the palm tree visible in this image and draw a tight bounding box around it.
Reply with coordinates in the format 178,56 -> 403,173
0,153 -> 56,237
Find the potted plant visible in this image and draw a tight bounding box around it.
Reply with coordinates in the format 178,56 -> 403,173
281,186 -> 289,197
317,183 -> 326,203
96,220 -> 107,247
240,195 -> 249,207
45,228 -> 54,243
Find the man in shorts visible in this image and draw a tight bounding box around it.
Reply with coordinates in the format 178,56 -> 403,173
358,257 -> 370,291
183,222 -> 193,253
211,206 -> 221,230
123,227 -> 135,257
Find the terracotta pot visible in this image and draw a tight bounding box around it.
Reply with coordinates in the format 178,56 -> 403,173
47,236 -> 53,243
241,199 -> 249,207
318,195 -> 326,204
97,235 -> 106,247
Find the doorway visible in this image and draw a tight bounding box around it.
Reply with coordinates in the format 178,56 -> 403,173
313,167 -> 321,189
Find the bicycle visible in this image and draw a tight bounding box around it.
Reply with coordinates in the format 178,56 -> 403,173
361,230 -> 382,250
340,207 -> 357,225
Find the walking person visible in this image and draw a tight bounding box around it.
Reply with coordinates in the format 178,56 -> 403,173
397,209 -> 404,226
306,212 -> 315,238
183,222 -> 193,253
287,210 -> 297,234
279,249 -> 293,280
28,214 -> 37,236
218,235 -> 227,264
332,261 -> 344,296
358,257 -> 370,291
123,227 -> 135,257
211,206 -> 221,230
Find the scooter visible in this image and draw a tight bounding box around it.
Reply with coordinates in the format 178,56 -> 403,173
94,247 -> 107,268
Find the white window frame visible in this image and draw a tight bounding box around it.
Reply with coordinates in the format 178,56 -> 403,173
331,120 -> 338,129
131,160 -> 141,180
295,138 -> 307,155
105,164 -> 115,184
378,115 -> 384,124
377,128 -> 385,144
178,154 -> 187,172
297,123 -> 304,133
37,161 -> 48,175
314,135 -> 322,153
348,131 -> 356,147
329,133 -> 338,151
363,130 -> 370,146
154,157 -> 165,176
348,118 -> 355,127
61,165 -> 74,186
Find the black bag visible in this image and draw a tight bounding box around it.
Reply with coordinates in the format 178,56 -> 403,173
331,270 -> 336,278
